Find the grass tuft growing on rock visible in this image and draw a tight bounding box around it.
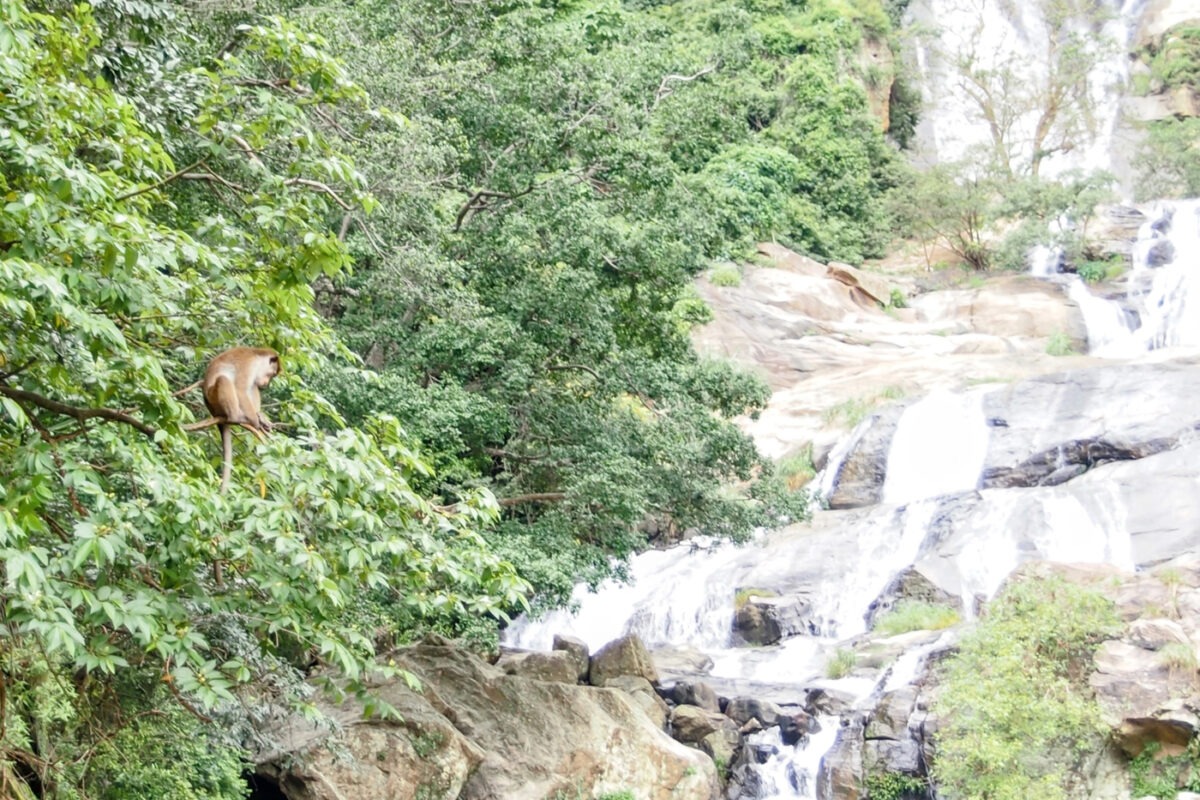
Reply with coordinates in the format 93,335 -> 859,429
873,600 -> 960,636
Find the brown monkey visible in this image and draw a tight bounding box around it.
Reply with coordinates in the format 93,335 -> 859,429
192,347 -> 281,493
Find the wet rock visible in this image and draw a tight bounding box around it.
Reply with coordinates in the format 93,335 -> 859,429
670,679 -> 721,713
732,595 -> 811,646
590,633 -> 659,686
1144,239 -> 1177,267
494,650 -> 578,684
827,404 -> 906,509
865,567 -> 959,628
725,697 -> 782,729
778,710 -> 820,746
820,718 -> 864,800
552,634 -> 590,682
980,363 -> 1200,490
807,686 -> 859,717
865,686 -> 918,741
864,738 -> 922,774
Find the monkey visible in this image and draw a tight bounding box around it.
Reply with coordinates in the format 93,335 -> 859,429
187,347 -> 281,493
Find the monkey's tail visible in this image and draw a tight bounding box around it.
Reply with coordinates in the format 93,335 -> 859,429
220,424 -> 232,494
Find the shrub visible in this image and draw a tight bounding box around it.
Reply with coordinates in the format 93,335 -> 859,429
710,263 -> 743,287
1130,739 -> 1200,798
932,576 -> 1121,800
778,445 -> 816,490
873,600 -> 960,636
1046,331 -> 1076,356
865,771 -> 927,800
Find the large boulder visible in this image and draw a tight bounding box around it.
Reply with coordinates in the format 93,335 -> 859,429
256,640 -> 717,800
553,634 -> 590,682
494,649 -> 578,684
590,633 -> 660,686
826,404 -> 906,510
732,594 -> 811,645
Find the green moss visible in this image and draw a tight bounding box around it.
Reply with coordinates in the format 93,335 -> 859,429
735,587 -> 780,608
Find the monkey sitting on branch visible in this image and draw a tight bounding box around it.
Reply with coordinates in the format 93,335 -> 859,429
185,347 -> 281,493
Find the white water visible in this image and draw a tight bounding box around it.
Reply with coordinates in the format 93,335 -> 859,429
951,483 -> 1136,610
881,390 -> 989,506
1039,199 -> 1200,357
745,718 -> 841,800
504,537 -> 742,652
1099,199 -> 1200,355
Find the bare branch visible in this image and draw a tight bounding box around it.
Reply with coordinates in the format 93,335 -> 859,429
283,177 -> 354,211
115,159 -> 209,202
498,492 -> 567,507
652,65 -> 717,110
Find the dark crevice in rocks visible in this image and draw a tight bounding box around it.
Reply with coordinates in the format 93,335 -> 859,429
246,772 -> 289,800
982,436 -> 1178,488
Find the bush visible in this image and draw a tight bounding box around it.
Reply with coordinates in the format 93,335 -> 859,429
1130,739 -> 1200,798
1046,331 -> 1077,356
932,576 -> 1121,800
865,771 -> 927,800
710,263 -> 743,286
873,600 -> 960,636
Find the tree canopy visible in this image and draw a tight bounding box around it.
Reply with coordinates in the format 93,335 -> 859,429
0,0 -> 907,793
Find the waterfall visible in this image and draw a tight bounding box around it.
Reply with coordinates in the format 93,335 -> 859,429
1119,199 -> 1200,351
881,390 -> 989,506
744,719 -> 841,800
1053,199 -> 1200,357
503,537 -> 743,652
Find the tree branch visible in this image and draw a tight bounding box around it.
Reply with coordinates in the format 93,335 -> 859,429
0,384 -> 157,439
546,363 -> 602,381
282,177 -> 355,210
652,65 -> 717,110
498,492 -> 567,507
115,159 -> 209,202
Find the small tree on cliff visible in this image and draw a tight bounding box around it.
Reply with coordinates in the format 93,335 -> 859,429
926,0 -> 1117,177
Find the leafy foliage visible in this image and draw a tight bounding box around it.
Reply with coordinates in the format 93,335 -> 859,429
864,771 -> 927,800
1129,739 -> 1200,799
0,0 -> 526,791
932,576 -> 1120,800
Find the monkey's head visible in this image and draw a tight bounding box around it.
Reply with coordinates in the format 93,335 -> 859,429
257,348 -> 282,387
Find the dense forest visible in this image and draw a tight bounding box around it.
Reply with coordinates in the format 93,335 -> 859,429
4,0 -> 1194,795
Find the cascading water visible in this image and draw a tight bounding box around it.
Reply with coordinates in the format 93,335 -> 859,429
1107,199 -> 1200,353
1034,198 -> 1200,357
